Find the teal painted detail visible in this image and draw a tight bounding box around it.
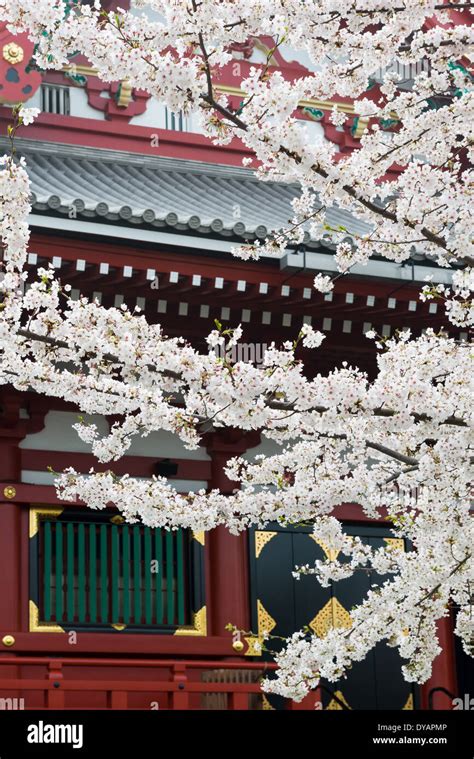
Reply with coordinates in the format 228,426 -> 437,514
303,107 -> 324,121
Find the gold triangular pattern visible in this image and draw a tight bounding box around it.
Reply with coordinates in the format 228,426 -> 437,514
309,597 -> 352,638
309,534 -> 340,562
244,600 -> 277,656
244,636 -> 263,656
261,694 -> 275,710
384,538 -> 405,552
255,531 -> 277,558
326,690 -> 351,710
402,693 -> 414,710
174,605 -> 207,636
257,598 -> 277,636
29,507 -> 64,538
29,600 -> 64,633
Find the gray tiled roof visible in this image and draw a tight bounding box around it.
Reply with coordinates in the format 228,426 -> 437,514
13,140 -> 372,247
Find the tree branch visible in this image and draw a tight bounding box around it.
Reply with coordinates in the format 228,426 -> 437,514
13,328 -> 467,429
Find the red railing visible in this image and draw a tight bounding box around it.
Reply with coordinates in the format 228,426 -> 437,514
0,657 -> 320,710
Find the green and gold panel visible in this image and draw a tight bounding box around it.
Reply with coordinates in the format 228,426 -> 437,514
29,507 -> 206,635
249,523 -> 417,710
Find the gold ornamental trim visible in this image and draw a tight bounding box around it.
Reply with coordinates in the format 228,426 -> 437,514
192,530 -> 205,546
244,599 -> 277,656
255,531 -> 277,558
326,690 -> 351,710
174,604 -> 207,636
402,693 -> 414,710
3,486 -> 16,500
309,597 -> 352,638
309,534 -> 340,562
29,506 -> 64,538
110,515 -> 125,525
352,116 -> 369,138
384,538 -> 405,552
216,83 -> 359,117
244,635 -> 263,656
116,80 -> 133,108
63,64 -> 97,77
60,64 -> 365,130
253,38 -> 280,67
29,600 -> 65,633
2,635 -> 15,647
257,598 -> 276,636
3,42 -> 24,65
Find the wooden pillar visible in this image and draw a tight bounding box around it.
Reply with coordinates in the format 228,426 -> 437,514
208,526 -> 251,636
204,430 -> 259,638
0,501 -> 22,631
0,499 -> 22,705
0,437 -> 22,482
0,395 -> 47,705
420,614 -> 458,710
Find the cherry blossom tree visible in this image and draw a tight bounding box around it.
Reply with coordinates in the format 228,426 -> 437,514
0,1 -> 472,700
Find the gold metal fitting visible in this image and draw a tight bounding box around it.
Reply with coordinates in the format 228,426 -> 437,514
232,640 -> 245,652
2,635 -> 15,647
3,43 -> 24,65
116,80 -> 133,108
110,515 -> 125,525
3,486 -> 16,500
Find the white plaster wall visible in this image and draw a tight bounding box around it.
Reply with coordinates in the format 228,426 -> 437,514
26,85 -> 106,120
69,86 -> 106,120
20,410 -> 210,460
20,411 -> 108,452
242,435 -> 284,462
131,100 -> 204,134
130,97 -> 167,129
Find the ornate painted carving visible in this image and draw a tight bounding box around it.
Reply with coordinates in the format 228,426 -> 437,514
0,24 -> 42,105
3,42 -> 24,65
85,74 -> 150,122
226,39 -> 255,60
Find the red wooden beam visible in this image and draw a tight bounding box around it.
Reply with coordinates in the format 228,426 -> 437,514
0,656 -> 274,669
0,110 -> 252,166
0,632 -> 237,656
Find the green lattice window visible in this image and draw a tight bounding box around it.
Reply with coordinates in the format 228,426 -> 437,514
29,509 -> 205,633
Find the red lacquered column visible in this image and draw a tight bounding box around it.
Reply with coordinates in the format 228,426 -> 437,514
204,431 -> 259,638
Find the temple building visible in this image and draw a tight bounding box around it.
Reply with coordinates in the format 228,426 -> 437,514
0,7 -> 468,710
